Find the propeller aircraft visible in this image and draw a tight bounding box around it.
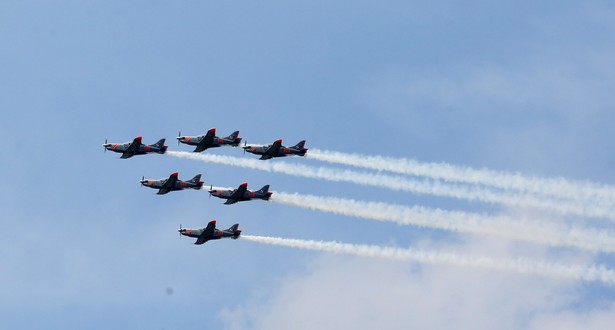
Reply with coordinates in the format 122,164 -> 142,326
140,172 -> 204,195
176,128 -> 242,152
243,139 -> 307,160
178,220 -> 241,245
208,182 -> 272,205
103,136 -> 167,159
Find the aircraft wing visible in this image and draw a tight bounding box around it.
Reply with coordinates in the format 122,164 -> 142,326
260,140 -> 282,160
194,129 -> 216,152
157,172 -> 179,195
194,236 -> 208,245
121,136 -> 142,158
224,183 -> 247,204
194,237 -> 208,244
195,220 -> 216,245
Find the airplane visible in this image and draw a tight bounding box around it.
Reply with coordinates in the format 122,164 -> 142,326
140,172 -> 204,195
176,128 -> 242,152
209,182 -> 272,205
103,136 -> 167,159
243,139 -> 307,160
178,220 -> 241,245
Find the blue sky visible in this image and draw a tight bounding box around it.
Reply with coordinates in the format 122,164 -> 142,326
2,1 -> 615,329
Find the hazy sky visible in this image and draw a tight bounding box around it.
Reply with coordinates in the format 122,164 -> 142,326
2,1 -> 615,329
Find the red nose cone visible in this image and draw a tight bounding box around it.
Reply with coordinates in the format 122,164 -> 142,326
275,139 -> 282,144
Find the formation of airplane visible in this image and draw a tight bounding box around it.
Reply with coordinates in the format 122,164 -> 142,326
140,172 -> 204,195
179,220 -> 241,244
104,128 -> 308,245
177,128 -> 242,152
103,136 -> 167,159
209,182 -> 272,205
104,130 -> 307,160
243,139 -> 308,160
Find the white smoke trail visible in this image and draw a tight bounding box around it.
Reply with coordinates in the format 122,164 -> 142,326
167,151 -> 615,220
207,186 -> 235,191
271,192 -> 615,253
241,235 -> 615,285
307,148 -> 615,207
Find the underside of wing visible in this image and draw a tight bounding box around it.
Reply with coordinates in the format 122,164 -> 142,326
123,137 -> 142,157
199,129 -> 215,148
194,237 -> 208,245
194,144 -> 209,152
157,175 -> 177,194
263,140 -> 282,158
157,188 -> 171,195
203,221 -> 216,236
227,184 -> 247,201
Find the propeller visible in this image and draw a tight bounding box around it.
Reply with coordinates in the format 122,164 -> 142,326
179,224 -> 182,237
140,176 -> 145,187
208,184 -> 213,198
243,140 -> 247,155
103,138 -> 108,153
177,131 -> 181,146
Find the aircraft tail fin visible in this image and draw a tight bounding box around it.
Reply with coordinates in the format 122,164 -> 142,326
292,140 -> 305,149
189,174 -> 202,184
152,138 -> 168,153
257,185 -> 270,194
257,185 -> 272,199
226,131 -> 240,139
293,140 -> 307,155
228,224 -> 241,239
226,131 -> 242,145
